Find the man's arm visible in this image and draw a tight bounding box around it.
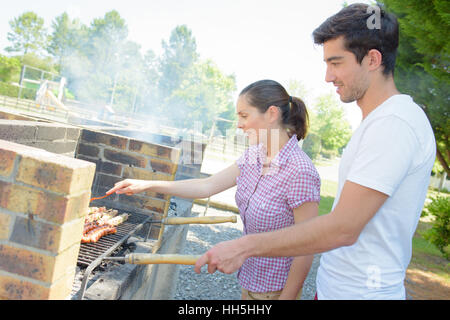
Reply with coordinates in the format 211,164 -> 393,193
194,180 -> 388,274
279,202 -> 318,300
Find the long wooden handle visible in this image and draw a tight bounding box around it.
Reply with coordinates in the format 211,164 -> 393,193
162,215 -> 237,225
126,253 -> 202,265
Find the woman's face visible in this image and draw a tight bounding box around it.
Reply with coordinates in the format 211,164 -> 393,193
236,95 -> 272,145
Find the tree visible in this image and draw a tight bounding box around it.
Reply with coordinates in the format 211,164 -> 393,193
380,0 -> 450,175
158,25 -> 198,99
47,12 -> 84,70
5,11 -> 47,56
306,93 -> 352,159
62,10 -> 131,106
166,59 -> 236,131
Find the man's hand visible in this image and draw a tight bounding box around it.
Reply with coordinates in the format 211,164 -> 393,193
194,238 -> 249,274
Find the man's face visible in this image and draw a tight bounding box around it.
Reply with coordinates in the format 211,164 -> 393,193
323,36 -> 370,103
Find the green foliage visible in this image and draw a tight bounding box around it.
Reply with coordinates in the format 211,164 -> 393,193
307,93 -> 352,158
5,11 -> 47,55
302,132 -> 321,160
158,25 -> 198,99
0,82 -> 35,99
422,196 -> 450,260
47,12 -> 85,69
156,25 -> 236,131
380,0 -> 450,175
0,55 -> 20,82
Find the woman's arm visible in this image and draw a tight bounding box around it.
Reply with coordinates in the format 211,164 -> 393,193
106,163 -> 240,199
278,202 -> 318,300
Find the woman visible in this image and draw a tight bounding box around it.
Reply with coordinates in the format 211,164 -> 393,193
107,80 -> 321,300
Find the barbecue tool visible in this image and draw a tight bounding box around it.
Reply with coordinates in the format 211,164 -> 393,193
90,193 -> 112,202
102,216 -> 236,265
149,215 -> 237,225
105,253 -> 202,265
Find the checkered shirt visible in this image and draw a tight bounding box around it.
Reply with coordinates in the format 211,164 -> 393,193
235,134 -> 321,292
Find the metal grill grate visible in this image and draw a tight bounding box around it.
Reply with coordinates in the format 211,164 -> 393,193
77,211 -> 152,268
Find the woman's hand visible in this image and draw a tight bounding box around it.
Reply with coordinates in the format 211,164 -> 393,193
106,179 -> 152,195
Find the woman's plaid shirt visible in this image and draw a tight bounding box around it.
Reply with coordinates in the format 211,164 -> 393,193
235,134 -> 321,292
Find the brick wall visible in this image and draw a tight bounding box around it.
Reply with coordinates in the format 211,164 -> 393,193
0,139 -> 96,299
100,129 -> 207,180
75,129 -> 181,242
0,120 -> 81,157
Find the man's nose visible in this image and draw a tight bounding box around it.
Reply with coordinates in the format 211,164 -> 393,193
325,66 -> 336,83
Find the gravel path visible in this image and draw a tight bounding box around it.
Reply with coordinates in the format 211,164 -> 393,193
173,204 -> 320,300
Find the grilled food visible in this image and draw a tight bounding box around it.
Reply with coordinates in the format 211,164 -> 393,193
81,207 -> 128,243
81,225 -> 117,243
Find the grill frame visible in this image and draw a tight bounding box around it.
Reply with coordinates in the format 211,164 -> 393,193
76,210 -> 154,300
77,211 -> 152,268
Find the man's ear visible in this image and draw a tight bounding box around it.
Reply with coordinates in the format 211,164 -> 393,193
366,49 -> 383,71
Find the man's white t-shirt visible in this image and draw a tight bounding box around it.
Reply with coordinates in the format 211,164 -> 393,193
316,94 -> 436,299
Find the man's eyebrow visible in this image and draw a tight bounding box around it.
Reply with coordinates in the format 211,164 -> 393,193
324,56 -> 344,62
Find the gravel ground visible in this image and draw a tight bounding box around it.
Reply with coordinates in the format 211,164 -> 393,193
173,204 -> 320,300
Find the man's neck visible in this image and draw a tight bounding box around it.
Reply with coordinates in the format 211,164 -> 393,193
357,75 -> 400,119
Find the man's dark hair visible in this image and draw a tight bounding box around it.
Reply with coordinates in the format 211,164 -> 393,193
312,3 -> 399,76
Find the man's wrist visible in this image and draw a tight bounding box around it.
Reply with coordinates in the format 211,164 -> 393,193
238,233 -> 259,260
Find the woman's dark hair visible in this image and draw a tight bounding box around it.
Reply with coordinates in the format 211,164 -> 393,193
239,79 -> 309,140
312,3 -> 399,76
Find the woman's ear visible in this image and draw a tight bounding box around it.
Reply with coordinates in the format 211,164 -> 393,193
267,105 -> 280,123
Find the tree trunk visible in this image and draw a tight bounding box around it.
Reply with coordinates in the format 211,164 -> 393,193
436,146 -> 450,176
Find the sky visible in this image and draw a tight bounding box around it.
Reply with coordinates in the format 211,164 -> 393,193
0,0 -> 369,129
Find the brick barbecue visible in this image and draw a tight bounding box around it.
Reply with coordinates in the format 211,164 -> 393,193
0,111 -> 210,300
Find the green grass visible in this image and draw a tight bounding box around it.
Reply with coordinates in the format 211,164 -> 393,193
319,179 -> 337,216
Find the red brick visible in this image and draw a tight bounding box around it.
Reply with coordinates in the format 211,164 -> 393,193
117,194 -> 166,214
0,181 -> 90,224
103,149 -> 146,168
122,166 -> 173,181
81,130 -> 128,150
0,269 -> 75,300
0,149 -> 16,177
0,212 -> 11,239
149,158 -> 178,175
0,243 -> 80,283
129,140 -> 177,160
76,143 -> 99,158
10,216 -> 84,253
16,155 -> 96,195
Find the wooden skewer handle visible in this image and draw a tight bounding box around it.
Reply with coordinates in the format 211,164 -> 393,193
162,215 -> 237,225
126,253 -> 202,265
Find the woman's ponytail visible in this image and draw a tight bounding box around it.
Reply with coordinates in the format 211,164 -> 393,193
286,96 -> 309,140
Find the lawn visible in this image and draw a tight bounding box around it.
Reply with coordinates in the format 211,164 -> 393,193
319,179 -> 337,216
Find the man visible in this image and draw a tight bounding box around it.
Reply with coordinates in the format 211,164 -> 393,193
194,3 -> 436,299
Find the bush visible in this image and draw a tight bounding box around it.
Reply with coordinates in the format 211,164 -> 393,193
423,196 -> 450,260
302,133 -> 321,161
0,82 -> 36,100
